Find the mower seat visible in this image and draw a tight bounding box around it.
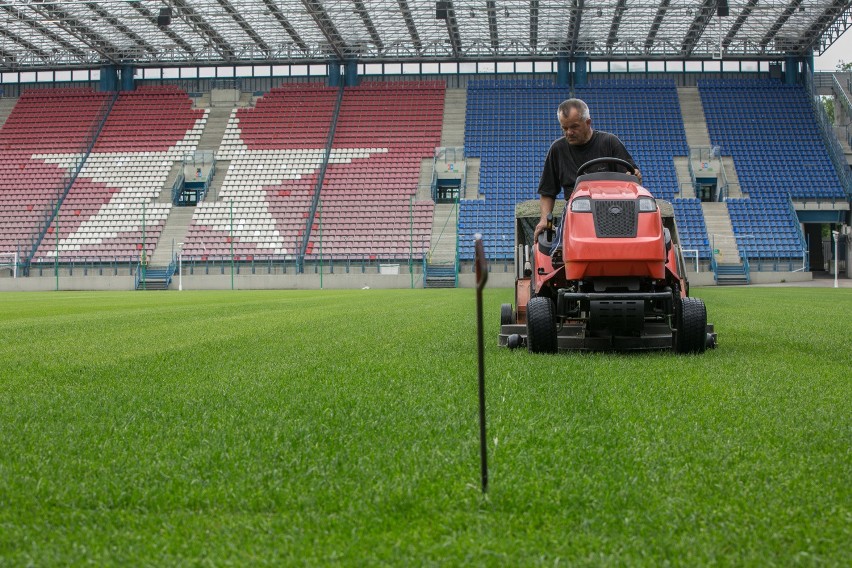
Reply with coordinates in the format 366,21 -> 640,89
575,172 -> 640,185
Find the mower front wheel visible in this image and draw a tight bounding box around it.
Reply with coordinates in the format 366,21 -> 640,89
675,297 -> 707,354
500,303 -> 515,326
526,297 -> 557,354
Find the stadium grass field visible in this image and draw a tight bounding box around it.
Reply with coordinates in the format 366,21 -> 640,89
0,287 -> 849,565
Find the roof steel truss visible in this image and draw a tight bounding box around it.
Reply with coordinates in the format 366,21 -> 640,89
0,0 -> 846,71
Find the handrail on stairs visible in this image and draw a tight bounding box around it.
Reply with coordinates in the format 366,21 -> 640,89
431,148 -> 439,201
428,198 -> 458,260
298,82 -> 344,269
455,193 -> 460,287
786,196 -> 809,272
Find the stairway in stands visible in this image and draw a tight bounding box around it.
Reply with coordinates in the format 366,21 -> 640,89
423,264 -> 456,288
141,92 -> 236,287
136,265 -> 174,290
715,264 -> 749,285
702,202 -> 742,268
197,106 -> 232,202
150,207 -> 195,263
422,89 -> 466,288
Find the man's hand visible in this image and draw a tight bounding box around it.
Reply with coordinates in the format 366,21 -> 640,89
534,196 -> 556,243
533,218 -> 549,243
634,168 -> 642,184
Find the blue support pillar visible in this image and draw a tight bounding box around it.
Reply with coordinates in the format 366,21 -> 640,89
556,55 -> 570,86
99,65 -> 118,92
120,64 -> 136,91
574,53 -> 588,87
344,59 -> 359,87
785,55 -> 799,85
328,61 -> 342,87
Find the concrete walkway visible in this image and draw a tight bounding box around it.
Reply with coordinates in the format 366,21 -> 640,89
751,274 -> 851,288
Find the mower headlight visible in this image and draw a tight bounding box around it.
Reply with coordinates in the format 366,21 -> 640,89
571,198 -> 592,212
638,197 -> 657,212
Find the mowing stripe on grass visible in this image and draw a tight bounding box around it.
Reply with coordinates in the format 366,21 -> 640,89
0,288 -> 849,564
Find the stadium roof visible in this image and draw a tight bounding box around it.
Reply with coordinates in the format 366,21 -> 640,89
0,0 -> 850,70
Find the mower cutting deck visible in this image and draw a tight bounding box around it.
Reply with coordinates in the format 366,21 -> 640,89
499,158 -> 717,353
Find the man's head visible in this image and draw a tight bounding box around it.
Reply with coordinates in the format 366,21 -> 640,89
557,98 -> 592,145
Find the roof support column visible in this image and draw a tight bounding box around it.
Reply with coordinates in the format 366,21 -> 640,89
345,59 -> 359,87
785,55 -> 799,84
328,60 -> 342,87
574,53 -> 588,87
557,54 -> 570,86
100,65 -> 118,92
121,64 -> 136,91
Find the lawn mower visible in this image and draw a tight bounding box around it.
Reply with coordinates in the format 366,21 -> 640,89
499,157 -> 717,353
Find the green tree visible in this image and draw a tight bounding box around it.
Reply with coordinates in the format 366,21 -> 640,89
821,96 -> 835,125
837,60 -> 852,71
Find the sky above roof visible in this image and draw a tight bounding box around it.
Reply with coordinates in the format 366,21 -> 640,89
813,28 -> 851,70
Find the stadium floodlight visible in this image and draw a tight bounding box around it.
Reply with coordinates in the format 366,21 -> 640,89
178,242 -> 184,291
832,231 -> 839,288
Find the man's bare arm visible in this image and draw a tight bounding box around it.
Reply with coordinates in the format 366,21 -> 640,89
533,195 -> 556,241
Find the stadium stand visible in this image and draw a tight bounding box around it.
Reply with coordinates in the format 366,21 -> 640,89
460,80 -> 568,260
0,78 -> 836,274
0,88 -> 111,260
726,198 -> 808,260
671,199 -> 713,261
184,81 -> 442,261
184,83 -> 337,260
698,78 -> 828,259
30,86 -> 207,263
459,79 -> 700,261
310,81 -> 441,260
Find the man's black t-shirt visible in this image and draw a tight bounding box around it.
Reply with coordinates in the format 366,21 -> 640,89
537,130 -> 637,199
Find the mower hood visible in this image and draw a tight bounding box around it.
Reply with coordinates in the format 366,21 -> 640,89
564,178 -> 666,279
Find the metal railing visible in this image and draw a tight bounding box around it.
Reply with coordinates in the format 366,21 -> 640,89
431,146 -> 465,202
834,73 -> 852,117
805,70 -> 852,197
786,197 -> 810,272
209,79 -> 242,91
831,74 -> 852,148
685,145 -> 738,201
734,216 -> 809,274
182,255 -> 427,276
171,173 -> 185,205
427,196 -> 459,261
746,256 -> 808,273
455,195 -> 460,285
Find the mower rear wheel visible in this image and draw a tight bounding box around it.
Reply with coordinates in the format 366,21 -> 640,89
675,297 -> 707,354
527,297 -> 557,354
500,303 -> 515,325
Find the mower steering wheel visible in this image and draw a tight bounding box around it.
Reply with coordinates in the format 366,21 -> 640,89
576,157 -> 636,177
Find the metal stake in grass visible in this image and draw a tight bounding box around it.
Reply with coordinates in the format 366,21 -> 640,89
474,234 -> 489,493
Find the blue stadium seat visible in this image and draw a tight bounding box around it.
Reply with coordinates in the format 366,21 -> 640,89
698,78 -> 826,258
460,78 -> 690,261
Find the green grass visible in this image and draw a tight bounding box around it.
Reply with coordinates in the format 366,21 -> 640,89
0,288 -> 849,565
